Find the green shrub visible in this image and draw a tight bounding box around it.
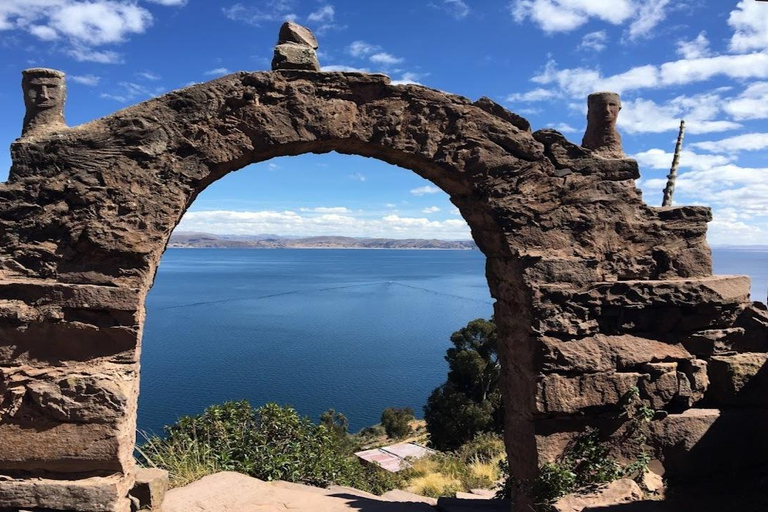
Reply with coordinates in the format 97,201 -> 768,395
457,432 -> 506,464
137,400 -> 402,494
380,407 -> 414,439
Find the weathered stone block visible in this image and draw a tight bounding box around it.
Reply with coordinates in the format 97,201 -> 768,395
540,334 -> 692,373
536,276 -> 751,336
0,321 -> 140,365
707,352 -> 768,406
0,473 -> 133,512
640,363 -> 679,410
648,408 -> 768,478
681,328 -> 745,356
0,420 -> 134,473
536,372 -> 643,414
272,43 -> 320,71
130,468 -> 168,511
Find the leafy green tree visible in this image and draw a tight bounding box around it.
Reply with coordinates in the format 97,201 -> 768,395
424,317 -> 503,451
320,409 -> 349,439
380,407 -> 414,439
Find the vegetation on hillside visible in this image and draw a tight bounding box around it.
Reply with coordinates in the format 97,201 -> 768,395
424,317 -> 503,451
137,401 -> 400,493
380,407 -> 415,439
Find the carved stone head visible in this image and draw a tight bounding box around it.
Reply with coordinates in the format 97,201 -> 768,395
582,91 -> 624,158
587,92 -> 621,129
21,68 -> 66,136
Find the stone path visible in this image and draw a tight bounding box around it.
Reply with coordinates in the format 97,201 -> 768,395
162,472 -> 509,512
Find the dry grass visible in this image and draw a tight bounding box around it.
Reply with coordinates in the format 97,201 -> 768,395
135,432 -> 221,489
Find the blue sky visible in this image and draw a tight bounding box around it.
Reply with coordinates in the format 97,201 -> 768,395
1,1 -> 768,244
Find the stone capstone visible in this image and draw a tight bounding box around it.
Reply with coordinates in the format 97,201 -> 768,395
272,22 -> 320,71
278,21 -> 319,49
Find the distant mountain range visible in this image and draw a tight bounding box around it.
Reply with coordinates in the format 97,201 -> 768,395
169,232 -> 477,250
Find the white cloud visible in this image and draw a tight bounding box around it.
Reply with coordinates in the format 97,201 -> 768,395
729,0 -> 768,53
392,72 -> 425,86
437,0 -> 470,19
70,74 -> 100,86
579,30 -> 607,52
385,203 -> 397,208
0,0 -> 153,61
510,0 -> 636,33
547,123 -> 579,134
422,206 -> 440,213
222,1 -> 297,26
307,5 -> 334,23
724,82 -> 768,121
177,209 -> 471,239
204,67 -> 230,76
677,31 -> 710,59
690,133 -> 768,154
633,149 -> 734,171
100,81 -> 164,103
138,71 -> 161,81
532,53 -> 768,97
49,2 -> 151,45
369,52 -> 403,65
410,185 -> 440,196
322,64 -> 370,73
68,46 -> 122,64
29,24 -> 58,41
299,207 -> 350,213
349,172 -> 366,181
506,88 -> 557,103
626,0 -> 670,40
619,94 -> 741,135
146,0 -> 188,5
347,40 -> 379,57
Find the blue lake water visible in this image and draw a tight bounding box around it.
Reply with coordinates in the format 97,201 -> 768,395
137,247 -> 768,435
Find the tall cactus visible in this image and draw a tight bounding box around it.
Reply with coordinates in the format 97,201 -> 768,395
662,120 -> 685,207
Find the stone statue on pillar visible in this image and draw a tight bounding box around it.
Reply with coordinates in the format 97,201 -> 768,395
581,91 -> 624,159
21,68 -> 67,137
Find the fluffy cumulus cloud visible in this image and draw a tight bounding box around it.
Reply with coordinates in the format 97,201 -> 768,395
176,209 -> 471,239
677,31 -> 711,59
619,94 -> 741,135
0,0 -> 164,62
728,0 -> 768,52
410,185 -> 440,196
509,0 -> 673,40
690,133 -> 768,154
723,82 -> 768,121
579,30 -> 608,52
531,54 -> 768,98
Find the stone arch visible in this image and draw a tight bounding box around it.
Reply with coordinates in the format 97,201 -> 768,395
0,70 -> 765,512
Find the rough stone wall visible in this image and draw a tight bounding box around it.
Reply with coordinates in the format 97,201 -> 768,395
0,70 -> 764,511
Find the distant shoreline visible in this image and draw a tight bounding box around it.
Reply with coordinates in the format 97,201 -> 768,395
169,232 -> 478,250
168,245 -> 475,250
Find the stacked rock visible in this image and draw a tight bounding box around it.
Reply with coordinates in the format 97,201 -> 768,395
271,22 -> 321,71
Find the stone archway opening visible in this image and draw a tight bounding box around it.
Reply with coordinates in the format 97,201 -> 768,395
137,151 -> 496,441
